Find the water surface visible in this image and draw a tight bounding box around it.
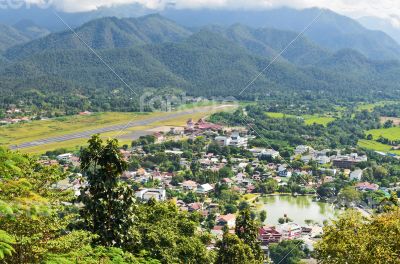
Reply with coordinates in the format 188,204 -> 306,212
259,195 -> 339,225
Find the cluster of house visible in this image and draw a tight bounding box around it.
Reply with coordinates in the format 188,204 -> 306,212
38,153 -> 80,169
293,145 -> 368,168
258,223 -> 313,244
49,117 -> 383,202
0,108 -> 33,125
0,116 -> 31,125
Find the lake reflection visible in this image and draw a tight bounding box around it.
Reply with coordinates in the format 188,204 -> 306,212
259,196 -> 338,225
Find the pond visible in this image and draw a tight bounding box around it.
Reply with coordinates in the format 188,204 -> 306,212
258,195 -> 339,225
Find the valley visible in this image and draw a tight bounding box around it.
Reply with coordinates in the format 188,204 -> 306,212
1,4 -> 400,264
1,104 -> 236,153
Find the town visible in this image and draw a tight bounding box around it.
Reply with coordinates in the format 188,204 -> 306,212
43,116 -> 400,260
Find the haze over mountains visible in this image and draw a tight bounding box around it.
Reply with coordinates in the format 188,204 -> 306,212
2,6 -> 400,57
1,7 -> 400,112
358,16 -> 400,44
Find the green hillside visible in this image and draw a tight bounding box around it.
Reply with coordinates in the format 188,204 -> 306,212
2,15 -> 400,113
208,24 -> 331,65
0,24 -> 29,51
5,14 -> 192,60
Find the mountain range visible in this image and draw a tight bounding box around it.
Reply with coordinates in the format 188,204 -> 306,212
1,11 -> 400,112
0,20 -> 50,52
1,6 -> 400,60
358,16 -> 400,44
163,8 -> 400,61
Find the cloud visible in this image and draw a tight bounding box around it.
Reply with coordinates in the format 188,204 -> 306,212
24,0 -> 400,19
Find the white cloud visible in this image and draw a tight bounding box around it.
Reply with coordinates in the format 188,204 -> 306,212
389,15 -> 400,28
28,0 -> 400,19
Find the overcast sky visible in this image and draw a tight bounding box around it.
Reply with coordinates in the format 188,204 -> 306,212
28,0 -> 400,21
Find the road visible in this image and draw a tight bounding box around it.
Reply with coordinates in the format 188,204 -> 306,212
10,105 -> 234,150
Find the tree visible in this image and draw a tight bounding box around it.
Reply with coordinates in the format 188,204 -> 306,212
79,135 -> 136,249
224,204 -> 238,214
171,175 -> 184,186
0,230 -> 14,260
128,156 -> 141,171
317,183 -> 336,198
315,209 -> 400,264
256,179 -> 278,194
216,233 -> 257,264
235,209 -> 264,262
337,186 -> 361,206
133,201 -> 213,264
238,201 -> 250,211
183,191 -> 198,204
219,166 -> 234,179
383,119 -> 394,128
259,210 -> 267,223
269,240 -> 307,264
373,166 -> 388,180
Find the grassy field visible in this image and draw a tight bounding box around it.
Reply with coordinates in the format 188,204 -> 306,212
366,127 -> 400,141
356,101 -> 397,112
302,115 -> 335,126
358,139 -> 400,155
0,112 -> 151,147
265,112 -> 335,126
2,104 -> 236,154
265,112 -> 296,119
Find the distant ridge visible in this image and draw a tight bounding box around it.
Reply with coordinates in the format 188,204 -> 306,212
5,14 -> 192,60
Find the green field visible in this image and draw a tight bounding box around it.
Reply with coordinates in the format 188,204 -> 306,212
265,112 -> 335,126
366,127 -> 400,141
356,101 -> 397,112
302,115 -> 335,126
0,112 -> 151,147
0,105 -> 236,154
265,112 -> 296,119
358,139 -> 400,155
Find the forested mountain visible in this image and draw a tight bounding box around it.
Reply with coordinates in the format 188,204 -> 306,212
163,7 -> 400,61
0,24 -> 29,51
2,14 -> 400,113
0,21 -> 50,52
206,24 -> 330,65
0,5 -> 398,61
13,20 -> 50,40
358,16 -> 400,44
5,14 -> 191,60
0,4 -> 153,31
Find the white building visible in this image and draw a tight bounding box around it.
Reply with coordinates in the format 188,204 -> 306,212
260,149 -> 280,159
135,189 -> 166,202
217,214 -> 236,228
214,136 -> 231,146
350,169 -> 363,181
229,131 -> 247,148
56,153 -> 73,162
182,180 -> 198,191
276,223 -> 302,240
249,148 -> 266,157
294,145 -> 313,155
316,155 -> 331,164
197,183 -> 214,194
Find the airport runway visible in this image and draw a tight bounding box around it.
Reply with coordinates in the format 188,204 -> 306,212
10,106 -> 233,150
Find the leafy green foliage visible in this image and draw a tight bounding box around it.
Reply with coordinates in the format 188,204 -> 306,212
315,209 -> 400,264
0,230 -> 15,260
235,209 -> 264,262
79,135 -> 136,249
0,24 -> 29,51
2,15 -> 400,113
216,233 -> 258,264
44,246 -> 160,264
132,201 -> 214,263
269,240 -> 308,264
